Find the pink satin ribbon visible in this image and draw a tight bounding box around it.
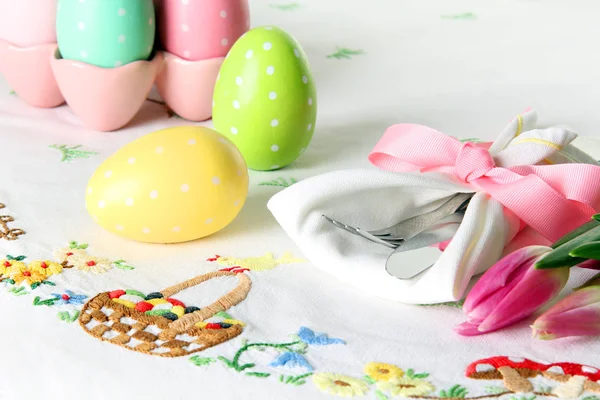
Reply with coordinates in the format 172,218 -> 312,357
369,124 -> 600,242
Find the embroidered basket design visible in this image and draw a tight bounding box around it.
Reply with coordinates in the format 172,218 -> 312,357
78,271 -> 251,357
0,203 -> 25,241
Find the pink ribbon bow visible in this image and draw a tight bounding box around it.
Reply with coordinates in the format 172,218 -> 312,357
369,124 -> 600,242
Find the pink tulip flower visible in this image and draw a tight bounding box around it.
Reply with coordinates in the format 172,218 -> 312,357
455,246 -> 570,336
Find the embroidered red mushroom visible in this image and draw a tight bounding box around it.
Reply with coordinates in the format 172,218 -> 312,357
466,356 -> 600,398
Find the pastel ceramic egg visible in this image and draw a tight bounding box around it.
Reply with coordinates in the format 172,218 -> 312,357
56,0 -> 156,68
86,126 -> 249,243
158,0 -> 250,61
212,26 -> 317,171
0,0 -> 57,47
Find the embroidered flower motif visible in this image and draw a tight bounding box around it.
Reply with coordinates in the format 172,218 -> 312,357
10,269 -> 46,286
313,373 -> 369,397
50,290 -> 87,305
0,259 -> 26,276
270,352 -> 313,371
297,327 -> 345,346
29,260 -> 63,277
364,362 -> 404,382
53,248 -> 85,265
211,252 -> 305,271
73,255 -> 112,274
376,376 -> 435,397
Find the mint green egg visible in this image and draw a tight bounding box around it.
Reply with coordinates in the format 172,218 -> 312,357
57,0 -> 155,68
213,26 -> 317,171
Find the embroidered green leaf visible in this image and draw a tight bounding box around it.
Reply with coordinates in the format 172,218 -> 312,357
69,241 -> 89,250
375,390 -> 389,400
50,145 -> 98,163
439,384 -> 468,398
8,286 -> 27,296
57,310 -> 80,323
259,177 -> 298,188
30,282 -> 41,290
441,12 -> 476,20
582,396 -> 600,400
485,386 -> 507,394
238,363 -> 256,371
508,396 -> 536,400
269,3 -> 299,11
6,255 -> 26,261
327,47 -> 366,60
245,372 -> 271,378
42,280 -> 56,286
113,260 -> 135,271
215,311 -> 234,320
363,375 -> 377,385
189,356 -> 216,367
536,385 -> 553,395
218,356 -> 235,368
145,309 -> 171,316
4,278 -> 16,285
33,296 -> 58,306
406,368 -> 430,379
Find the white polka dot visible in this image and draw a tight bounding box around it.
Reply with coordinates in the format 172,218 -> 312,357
87,187 -> 93,194
205,218 -> 214,224
308,98 -> 313,106
149,18 -> 153,25
271,144 -> 280,152
271,119 -> 279,127
235,76 -> 243,86
245,49 -> 253,59
188,138 -> 196,145
263,42 -> 272,51
156,146 -> 164,154
116,225 -> 124,231
125,197 -> 134,206
183,50 -> 191,58
182,24 -> 189,32
172,226 -> 181,232
118,8 -> 126,16
266,66 -> 275,75
232,100 -> 240,109
104,171 -> 112,178
271,165 -> 280,169
80,51 -> 88,58
234,199 -> 241,206
307,123 -> 313,131
114,61 -> 122,67
150,190 -> 158,199
302,76 -> 308,84
269,92 -> 277,100
294,48 -> 300,58
212,176 -> 221,185
128,157 -> 136,164
181,0 -> 189,4
118,34 -> 126,43
220,10 -> 227,18
98,200 -> 106,208
181,184 -> 190,192
221,38 -> 229,46
231,127 -> 238,135
78,21 -> 85,30
142,227 -> 151,234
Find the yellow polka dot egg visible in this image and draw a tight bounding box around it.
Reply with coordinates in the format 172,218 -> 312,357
86,126 -> 249,243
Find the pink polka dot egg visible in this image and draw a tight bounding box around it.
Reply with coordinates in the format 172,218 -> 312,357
158,0 -> 250,61
85,126 -> 249,243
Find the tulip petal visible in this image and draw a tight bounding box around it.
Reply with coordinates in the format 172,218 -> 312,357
532,301 -> 600,339
454,322 -> 484,336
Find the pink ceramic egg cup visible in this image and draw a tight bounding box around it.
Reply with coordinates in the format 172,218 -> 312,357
51,48 -> 164,132
0,39 -> 65,108
155,52 -> 223,122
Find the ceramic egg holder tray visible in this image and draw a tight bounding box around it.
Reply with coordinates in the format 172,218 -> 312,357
0,40 -> 224,132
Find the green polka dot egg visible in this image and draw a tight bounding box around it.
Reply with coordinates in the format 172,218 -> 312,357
56,0 -> 155,68
213,26 -> 317,171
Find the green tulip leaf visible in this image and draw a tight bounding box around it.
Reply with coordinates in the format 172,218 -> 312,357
570,241 -> 600,260
551,219 -> 600,249
535,225 -> 600,269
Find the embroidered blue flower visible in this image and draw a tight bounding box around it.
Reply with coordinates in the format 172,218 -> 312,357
297,327 -> 345,346
50,290 -> 87,305
270,352 -> 313,371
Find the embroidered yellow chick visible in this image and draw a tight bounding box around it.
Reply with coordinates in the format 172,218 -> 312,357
214,252 -> 305,271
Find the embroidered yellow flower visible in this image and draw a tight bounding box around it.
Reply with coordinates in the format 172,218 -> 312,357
73,255 -> 112,274
29,260 -> 63,277
0,260 -> 26,276
313,373 -> 369,397
215,252 -> 304,271
364,362 -> 404,381
53,248 -> 86,266
377,376 -> 435,397
11,269 -> 46,285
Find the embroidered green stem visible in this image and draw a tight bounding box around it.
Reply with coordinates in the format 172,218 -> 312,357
441,12 -> 476,20
259,177 -> 298,188
189,356 -> 216,367
245,372 -> 271,378
406,368 -> 430,379
375,390 -> 389,400
279,373 -> 313,386
7,286 -> 27,296
113,260 -> 135,271
327,48 -> 365,60
364,375 -> 377,385
269,3 -> 299,11
57,310 -> 79,323
219,341 -> 301,372
33,296 -> 58,306
49,145 -> 98,162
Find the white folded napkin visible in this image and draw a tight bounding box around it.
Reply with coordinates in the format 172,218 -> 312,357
268,110 -> 599,304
